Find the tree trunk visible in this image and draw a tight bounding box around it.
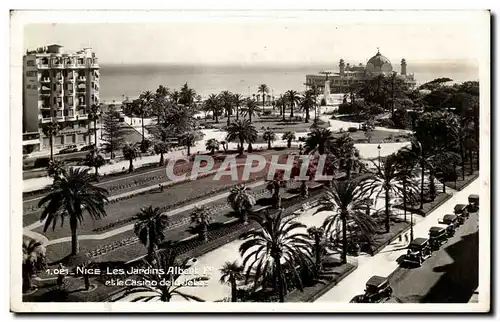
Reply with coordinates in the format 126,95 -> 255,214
148,238 -> 155,261
239,139 -> 245,156
305,108 -> 310,123
227,112 -> 231,127
94,166 -> 99,181
341,213 -> 347,264
94,119 -> 98,146
248,142 -> 253,153
129,158 -> 134,173
84,274 -> 90,290
290,104 -> 294,118
242,210 -> 248,225
231,280 -> 237,302
215,113 -> 219,123
159,152 -> 164,166
141,115 -> 145,143
268,140 -> 271,150
201,225 -> 208,242
187,145 -> 191,156
275,258 -> 285,302
385,188 -> 390,233
287,139 -> 291,148
49,136 -> 54,161
282,104 -> 286,122
236,106 -> 239,120
71,218 -> 79,255
23,272 -> 32,293
420,161 -> 425,210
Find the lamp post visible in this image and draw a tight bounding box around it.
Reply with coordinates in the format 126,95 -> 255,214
377,144 -> 381,167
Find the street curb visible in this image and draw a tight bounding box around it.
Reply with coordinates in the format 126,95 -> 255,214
422,193 -> 453,217
455,173 -> 479,191
300,263 -> 358,302
371,222 -> 412,256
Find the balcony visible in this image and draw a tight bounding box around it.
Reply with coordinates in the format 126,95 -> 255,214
40,117 -> 53,123
65,115 -> 76,121
40,77 -> 50,83
77,77 -> 87,83
50,61 -> 64,69
37,63 -> 49,69
56,115 -> 65,121
65,61 -> 76,68
76,114 -> 88,120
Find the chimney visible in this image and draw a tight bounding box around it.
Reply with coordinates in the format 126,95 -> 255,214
401,58 -> 407,76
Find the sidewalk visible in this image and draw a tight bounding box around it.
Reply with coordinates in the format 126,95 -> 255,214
316,178 -> 479,302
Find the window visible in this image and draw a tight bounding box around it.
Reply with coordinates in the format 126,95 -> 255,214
26,71 -> 36,77
26,84 -> 31,89
26,60 -> 35,66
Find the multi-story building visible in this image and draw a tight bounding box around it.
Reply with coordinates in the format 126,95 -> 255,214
22,44 -> 100,154
305,49 -> 417,94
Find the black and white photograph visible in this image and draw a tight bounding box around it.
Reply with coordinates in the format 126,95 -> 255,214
9,9 -> 490,312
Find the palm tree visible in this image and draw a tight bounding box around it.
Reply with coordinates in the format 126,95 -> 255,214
205,94 -> 221,123
263,128 -> 277,150
179,83 -> 197,107
276,94 -> 287,121
124,251 -> 208,302
239,210 -> 312,302
258,84 -> 270,110
316,179 -> 377,263
205,138 -> 220,155
307,226 -> 326,277
87,104 -> 100,146
84,150 -> 106,180
190,206 -> 212,241
332,134 -> 364,179
233,93 -> 245,121
46,159 -> 66,180
22,239 -> 46,293
42,121 -> 60,161
170,90 -> 180,104
227,184 -> 256,224
138,90 -> 154,144
285,90 -> 301,119
300,91 -> 315,123
179,131 -> 197,156
282,131 -> 296,148
363,154 -> 417,233
226,119 -> 258,156
154,141 -> 170,166
219,261 -> 244,302
133,205 -> 169,261
220,90 -> 234,127
38,168 -> 109,255
243,99 -> 259,123
304,127 -> 335,155
122,142 -> 140,173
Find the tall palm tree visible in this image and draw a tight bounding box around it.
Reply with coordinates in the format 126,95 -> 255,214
87,104 -> 100,146
170,90 -> 180,104
258,84 -> 270,110
282,131 -> 296,148
38,168 -> 109,255
219,261 -> 244,302
276,94 -> 287,121
304,127 -> 335,155
133,205 -> 169,261
154,141 -> 170,167
138,90 -> 154,144
42,121 -> 60,161
190,206 -> 212,241
205,138 -> 220,155
179,83 -> 197,108
316,179 -> 377,263
300,91 -> 315,123
307,226 -> 326,277
332,134 -> 364,179
363,154 -> 417,233
233,93 -> 245,121
122,142 -> 140,173
22,239 -> 46,293
227,184 -> 256,224
84,150 -> 106,180
239,210 -> 312,302
243,99 -> 259,123
226,119 -> 258,156
46,159 -> 66,180
124,251 -> 208,302
205,94 -> 222,123
179,131 -> 197,156
262,128 -> 277,150
285,90 -> 301,119
219,90 -> 234,127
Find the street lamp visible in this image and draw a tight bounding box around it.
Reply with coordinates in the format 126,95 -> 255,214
377,144 -> 381,167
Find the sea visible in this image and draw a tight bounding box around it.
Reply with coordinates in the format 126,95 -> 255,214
98,61 -> 479,104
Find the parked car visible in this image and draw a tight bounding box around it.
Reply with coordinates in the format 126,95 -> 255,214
428,225 -> 449,250
439,214 -> 459,230
58,145 -> 78,154
80,144 -> 96,152
402,238 -> 432,267
454,204 -> 469,223
350,275 -> 393,303
468,194 -> 479,212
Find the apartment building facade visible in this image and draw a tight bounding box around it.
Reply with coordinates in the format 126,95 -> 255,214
22,44 -> 100,154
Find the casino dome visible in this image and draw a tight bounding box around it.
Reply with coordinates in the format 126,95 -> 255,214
366,49 -> 393,74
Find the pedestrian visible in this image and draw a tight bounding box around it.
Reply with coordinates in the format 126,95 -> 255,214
159,183 -> 164,192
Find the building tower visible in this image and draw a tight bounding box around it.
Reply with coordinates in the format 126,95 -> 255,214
401,58 -> 407,76
22,44 -> 100,154
339,59 -> 345,77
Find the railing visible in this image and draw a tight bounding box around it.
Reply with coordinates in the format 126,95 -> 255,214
77,77 -> 86,82
41,117 -> 52,123
50,62 -> 63,69
37,63 -> 49,69
40,78 -> 50,83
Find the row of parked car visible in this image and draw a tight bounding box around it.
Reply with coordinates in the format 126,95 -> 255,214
57,144 -> 96,155
351,194 -> 480,303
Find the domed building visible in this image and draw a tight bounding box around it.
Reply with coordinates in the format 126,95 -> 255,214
305,49 -> 416,94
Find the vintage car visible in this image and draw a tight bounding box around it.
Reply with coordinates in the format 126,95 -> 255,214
429,225 -> 450,250
454,204 -> 469,223
402,238 -> 432,266
468,194 -> 479,212
439,214 -> 459,230
349,275 -> 393,303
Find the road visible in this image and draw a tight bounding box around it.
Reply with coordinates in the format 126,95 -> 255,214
316,178 -> 479,303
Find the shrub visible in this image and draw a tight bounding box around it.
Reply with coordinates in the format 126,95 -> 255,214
377,118 -> 395,128
348,127 -> 358,133
298,137 -> 306,142
337,103 -> 352,115
320,98 -> 326,106
34,157 -> 50,169
262,110 -> 272,116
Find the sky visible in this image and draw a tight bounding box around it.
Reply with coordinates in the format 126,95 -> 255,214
20,11 -> 488,66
